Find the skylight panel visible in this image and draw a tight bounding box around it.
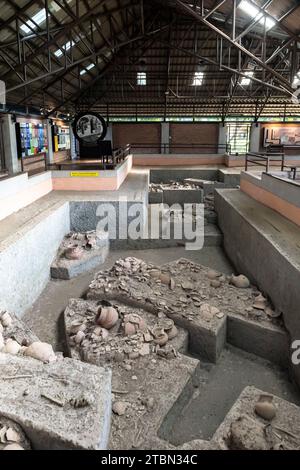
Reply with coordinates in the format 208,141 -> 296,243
54,40 -> 76,58
20,8 -> 47,34
80,63 -> 96,76
292,72 -> 300,88
240,70 -> 254,86
238,0 -> 276,30
192,71 -> 204,86
137,72 -> 147,86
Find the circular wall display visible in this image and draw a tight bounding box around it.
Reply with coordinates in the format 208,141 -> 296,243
73,112 -> 107,143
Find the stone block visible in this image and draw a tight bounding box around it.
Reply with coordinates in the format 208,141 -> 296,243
0,353 -> 112,450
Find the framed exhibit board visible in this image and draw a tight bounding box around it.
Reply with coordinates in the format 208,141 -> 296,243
263,126 -> 300,147
17,121 -> 48,158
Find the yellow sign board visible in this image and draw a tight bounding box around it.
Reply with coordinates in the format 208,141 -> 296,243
70,172 -> 99,177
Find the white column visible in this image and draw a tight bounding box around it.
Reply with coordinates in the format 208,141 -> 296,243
69,124 -> 76,160
45,119 -> 54,164
161,122 -> 170,154
1,114 -> 19,174
218,123 -> 227,154
250,123 -> 261,153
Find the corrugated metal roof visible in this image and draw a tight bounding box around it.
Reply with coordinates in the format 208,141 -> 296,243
0,0 -> 300,117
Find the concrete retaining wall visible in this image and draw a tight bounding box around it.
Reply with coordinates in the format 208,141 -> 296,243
0,202 -> 70,316
215,189 -> 300,386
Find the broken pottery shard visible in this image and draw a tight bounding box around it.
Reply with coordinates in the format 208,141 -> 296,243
112,401 -> 128,416
229,416 -> 270,450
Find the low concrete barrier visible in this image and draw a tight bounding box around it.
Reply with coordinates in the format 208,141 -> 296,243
52,155 -> 132,191
0,172 -> 52,221
215,188 -> 300,387
241,171 -> 300,227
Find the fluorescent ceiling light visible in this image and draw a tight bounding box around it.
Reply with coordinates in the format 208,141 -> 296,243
137,72 -> 147,86
192,71 -> 204,86
239,0 -> 276,30
80,63 -> 96,76
241,70 -> 254,86
20,8 -> 47,34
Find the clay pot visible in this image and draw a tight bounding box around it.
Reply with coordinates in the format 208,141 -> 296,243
124,314 -> 147,335
1,312 -> 12,328
3,339 -> 21,355
124,322 -> 136,336
24,342 -> 57,363
253,294 -> 267,310
255,395 -> 276,421
64,246 -> 84,260
230,274 -> 250,289
96,306 -> 118,330
153,327 -> 168,346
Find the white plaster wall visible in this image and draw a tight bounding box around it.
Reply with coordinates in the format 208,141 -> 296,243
0,172 -> 53,221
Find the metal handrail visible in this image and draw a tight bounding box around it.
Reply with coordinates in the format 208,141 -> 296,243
245,151 -> 285,173
127,143 -> 231,154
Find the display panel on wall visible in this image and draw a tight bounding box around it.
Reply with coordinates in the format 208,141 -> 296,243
264,126 -> 300,147
17,122 -> 48,158
52,124 -> 70,152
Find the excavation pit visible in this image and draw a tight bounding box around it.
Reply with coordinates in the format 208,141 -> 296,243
159,347 -> 300,447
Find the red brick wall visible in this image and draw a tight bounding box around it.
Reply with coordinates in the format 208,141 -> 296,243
170,123 -> 219,153
112,123 -> 161,153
